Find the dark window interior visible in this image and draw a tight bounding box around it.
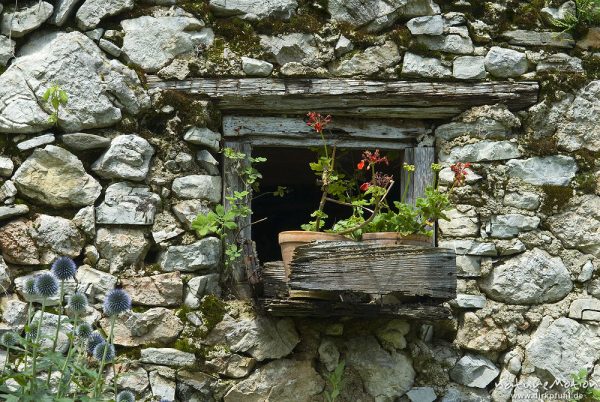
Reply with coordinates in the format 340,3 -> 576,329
251,147 -> 405,263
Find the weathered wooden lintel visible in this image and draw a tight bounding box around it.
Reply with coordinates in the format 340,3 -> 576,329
147,77 -> 539,119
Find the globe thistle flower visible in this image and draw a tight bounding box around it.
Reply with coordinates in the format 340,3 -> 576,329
34,273 -> 59,298
67,292 -> 88,314
76,322 -> 93,338
116,390 -> 136,402
27,322 -> 38,340
51,256 -> 77,281
87,332 -> 105,354
1,332 -> 18,348
23,278 -> 37,296
103,289 -> 131,316
93,342 -> 115,362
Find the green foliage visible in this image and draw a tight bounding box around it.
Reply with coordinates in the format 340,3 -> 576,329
569,368 -> 600,401
42,85 -> 68,126
199,295 -> 226,331
324,360 -> 345,402
301,210 -> 330,232
552,0 -> 600,35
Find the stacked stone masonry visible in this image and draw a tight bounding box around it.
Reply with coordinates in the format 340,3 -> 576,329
0,0 -> 599,400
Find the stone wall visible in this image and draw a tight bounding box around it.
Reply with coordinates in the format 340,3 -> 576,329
0,0 -> 599,401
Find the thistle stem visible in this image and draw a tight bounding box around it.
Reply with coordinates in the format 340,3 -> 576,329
47,280 -> 65,387
57,314 -> 78,397
94,315 -> 116,397
2,347 -> 9,374
30,299 -> 46,395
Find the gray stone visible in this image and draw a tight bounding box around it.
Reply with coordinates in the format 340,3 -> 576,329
184,273 -> 221,308
555,81 -> 600,152
206,353 -> 256,379
210,0 -> 298,20
121,15 -> 204,72
503,192 -> 540,211
0,295 -> 27,331
484,47 -> 528,78
318,338 -> 340,372
435,104 -> 521,141
0,220 -> 41,265
73,206 -> 95,238
402,52 -> 451,78
148,370 -> 176,401
502,30 -> 575,48
172,175 -> 222,203
75,265 -> 117,302
0,257 -> 10,293
224,359 -> 324,402
206,314 -> 300,361
441,384 -> 491,402
0,2 -> 54,38
196,150 -> 220,175
375,320 -> 410,350
122,272 -> 183,307
438,207 -> 479,237
95,227 -> 150,273
85,28 -> 104,42
456,294 -> 486,309
450,354 -> 499,388
334,35 -> 353,56
0,205 -> 29,221
453,56 -> 486,80
328,0 -> 440,32
260,33 -> 321,66
152,211 -> 184,244
31,311 -> 73,353
96,182 -> 161,226
76,0 -> 134,30
107,366 -> 149,394
183,127 -> 221,152
241,57 -> 274,77
160,237 -> 221,272
569,298 -> 600,321
525,316 -> 600,381
50,0 -> 81,26
438,239 -> 496,256
61,132 -> 110,151
0,181 -> 17,202
31,214 -> 85,264
407,15 -> 444,35
407,387 -> 437,402
480,248 -> 572,304
98,39 -> 121,57
537,53 -> 583,73
541,1 -> 576,24
17,133 -> 55,151
172,199 -> 211,229
0,157 -> 14,177
345,336 -> 415,400
415,33 -> 474,54
440,140 -> 520,163
141,347 -> 196,367
13,145 -> 101,207
456,255 -> 482,277
92,134 -> 154,181
547,195 -> 600,258
103,307 -> 184,347
506,155 -> 578,186
0,36 -> 15,66
0,31 -> 149,134
578,260 -> 595,282
330,41 -> 401,76
489,214 -> 540,238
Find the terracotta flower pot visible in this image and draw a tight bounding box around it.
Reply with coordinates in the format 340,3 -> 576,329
278,231 -> 349,278
361,232 -> 432,246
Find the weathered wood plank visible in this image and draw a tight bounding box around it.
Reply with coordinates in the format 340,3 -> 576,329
223,116 -> 428,140
258,298 -> 453,319
289,242 -> 456,299
146,78 -> 539,117
262,261 -> 288,298
314,106 -> 464,119
228,136 -> 414,149
401,147 -> 436,207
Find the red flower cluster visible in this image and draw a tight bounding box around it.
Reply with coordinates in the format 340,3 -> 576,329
357,149 -> 388,170
359,182 -> 371,192
450,162 -> 472,186
306,112 -> 332,134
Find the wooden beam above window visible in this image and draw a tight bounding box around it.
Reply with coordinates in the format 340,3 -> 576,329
146,77 -> 539,119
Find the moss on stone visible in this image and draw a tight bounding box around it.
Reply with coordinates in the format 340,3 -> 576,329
540,185 -> 574,214
389,26 -> 412,49
337,22 -> 382,49
254,0 -> 328,35
524,135 -> 558,157
538,71 -> 589,103
155,90 -> 211,128
574,173 -> 598,193
180,0 -> 213,23
212,18 -> 262,56
200,295 -> 226,331
574,149 -> 600,170
509,0 -> 545,29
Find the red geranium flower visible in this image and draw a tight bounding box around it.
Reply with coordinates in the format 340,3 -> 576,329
306,112 -> 332,134
357,160 -> 365,170
450,162 -> 472,186
360,182 -> 371,192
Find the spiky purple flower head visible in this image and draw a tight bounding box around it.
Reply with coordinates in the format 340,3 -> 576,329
1,332 -> 18,348
103,289 -> 131,316
76,322 -> 93,338
67,292 -> 88,314
34,273 -> 59,298
51,256 -> 77,281
116,390 -> 136,402
93,342 -> 115,362
23,278 -> 37,296
87,332 -> 105,354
